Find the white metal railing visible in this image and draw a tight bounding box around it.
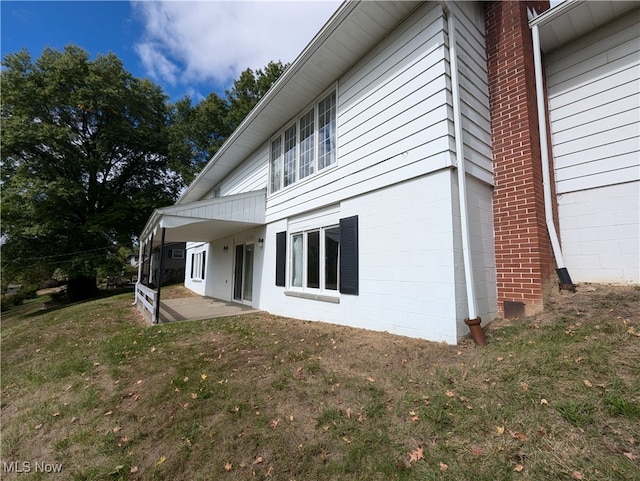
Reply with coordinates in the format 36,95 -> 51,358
135,282 -> 158,323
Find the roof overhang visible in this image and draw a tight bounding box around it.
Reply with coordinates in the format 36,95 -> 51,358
141,190 -> 266,247
177,0 -> 422,205
530,0 -> 639,52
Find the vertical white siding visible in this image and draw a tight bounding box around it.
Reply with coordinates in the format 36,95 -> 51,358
547,11 -> 640,284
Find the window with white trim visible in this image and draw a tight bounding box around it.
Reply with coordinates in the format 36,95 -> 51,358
168,248 -> 184,259
190,251 -> 206,280
275,215 -> 358,296
290,226 -> 340,292
270,90 -> 336,193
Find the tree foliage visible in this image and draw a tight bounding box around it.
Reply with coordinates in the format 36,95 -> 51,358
168,61 -> 288,183
1,45 -> 287,298
1,46 -> 177,299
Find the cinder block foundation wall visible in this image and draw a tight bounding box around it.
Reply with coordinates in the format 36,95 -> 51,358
484,0 -> 556,318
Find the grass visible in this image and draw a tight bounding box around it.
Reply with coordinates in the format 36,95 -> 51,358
1,284 -> 639,480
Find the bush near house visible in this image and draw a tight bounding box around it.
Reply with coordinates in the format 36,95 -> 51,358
1,284 -> 638,480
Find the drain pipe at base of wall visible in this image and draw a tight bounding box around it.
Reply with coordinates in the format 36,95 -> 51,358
531,22 -> 576,291
444,3 -> 487,346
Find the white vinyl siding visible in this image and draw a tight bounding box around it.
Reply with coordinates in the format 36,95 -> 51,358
447,1 -> 493,185
547,10 -> 640,194
267,2 -> 454,223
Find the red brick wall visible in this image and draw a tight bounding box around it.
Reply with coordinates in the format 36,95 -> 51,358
484,0 -> 555,317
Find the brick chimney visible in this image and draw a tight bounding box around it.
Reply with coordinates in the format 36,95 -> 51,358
484,0 -> 555,318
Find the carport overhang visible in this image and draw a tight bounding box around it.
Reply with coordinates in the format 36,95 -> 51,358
140,189 -> 267,248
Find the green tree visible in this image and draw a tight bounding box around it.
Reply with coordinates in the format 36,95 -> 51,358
169,61 -> 288,184
225,60 -> 288,131
168,92 -> 230,184
1,46 -> 178,300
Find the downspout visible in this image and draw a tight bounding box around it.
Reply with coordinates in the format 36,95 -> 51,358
153,227 -> 166,324
445,3 -> 486,345
531,24 -> 575,289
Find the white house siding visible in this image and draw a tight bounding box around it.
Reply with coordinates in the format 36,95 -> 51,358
206,146 -> 269,198
259,173 -> 462,344
447,1 -> 493,185
546,10 -> 640,283
266,2 -> 452,224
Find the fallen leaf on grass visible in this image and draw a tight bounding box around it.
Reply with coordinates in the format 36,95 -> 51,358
130,466 -> 138,474
252,456 -> 263,465
445,390 -> 455,398
191,393 -> 198,399
583,380 -> 593,388
571,471 -> 584,480
224,462 -> 233,472
509,430 -> 527,441
540,398 -> 549,405
367,376 -> 376,383
408,446 -> 423,463
200,373 -> 207,381
155,456 -> 166,467
496,426 -> 505,435
514,464 -> 524,472
469,445 -> 484,456
270,419 -> 280,428
623,452 -> 636,461
439,462 -> 448,471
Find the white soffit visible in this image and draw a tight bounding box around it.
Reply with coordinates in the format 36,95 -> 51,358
531,0 -> 639,52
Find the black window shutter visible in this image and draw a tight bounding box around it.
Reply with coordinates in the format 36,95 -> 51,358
190,253 -> 195,278
201,251 -> 206,279
339,215 -> 359,295
275,231 -> 286,286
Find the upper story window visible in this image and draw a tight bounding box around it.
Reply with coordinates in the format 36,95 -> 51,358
270,90 -> 336,193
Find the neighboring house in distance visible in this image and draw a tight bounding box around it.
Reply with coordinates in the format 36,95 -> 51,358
136,0 -> 639,343
139,242 -> 187,287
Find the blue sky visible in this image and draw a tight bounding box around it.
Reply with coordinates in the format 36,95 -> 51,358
1,1 -> 341,102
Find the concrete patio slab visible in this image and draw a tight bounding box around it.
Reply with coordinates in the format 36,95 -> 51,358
158,296 -> 259,323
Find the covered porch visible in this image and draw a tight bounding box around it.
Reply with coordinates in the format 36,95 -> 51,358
135,189 -> 266,323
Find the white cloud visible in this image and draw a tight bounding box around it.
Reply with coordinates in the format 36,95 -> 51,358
131,0 -> 341,92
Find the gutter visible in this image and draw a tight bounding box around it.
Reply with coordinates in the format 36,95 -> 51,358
531,22 -> 575,289
443,2 -> 486,345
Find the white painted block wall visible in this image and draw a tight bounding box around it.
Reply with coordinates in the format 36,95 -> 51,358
558,182 -> 639,283
259,172 -> 462,344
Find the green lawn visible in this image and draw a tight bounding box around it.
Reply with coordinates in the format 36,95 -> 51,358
1,285 -> 639,480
